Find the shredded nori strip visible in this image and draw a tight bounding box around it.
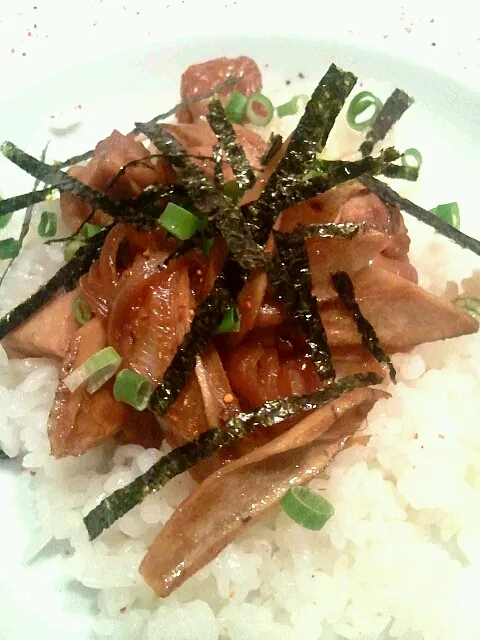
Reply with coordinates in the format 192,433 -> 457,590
0,228 -> 109,340
245,64 -> 357,244
296,222 -> 363,239
212,145 -> 224,187
358,175 -> 480,257
269,230 -> 334,380
149,259 -> 246,417
206,99 -> 255,190
136,123 -> 266,270
381,164 -> 419,181
84,371 -> 382,539
0,187 -> 56,219
0,144 -> 49,287
260,133 -> 283,166
331,270 -> 396,382
58,75 -> 242,169
360,88 -> 414,157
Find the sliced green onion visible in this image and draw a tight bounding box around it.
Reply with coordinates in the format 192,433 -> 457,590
454,296 -> 480,321
281,485 -> 334,531
224,90 -> 248,124
0,212 -> 12,230
401,148 -> 423,170
246,92 -> 275,127
81,223 -> 104,239
430,202 -> 460,229
0,238 -> 20,260
222,180 -> 243,204
38,211 -> 57,238
158,202 -> 200,240
276,94 -> 309,118
216,305 -> 241,334
73,297 -> 92,326
113,369 -> 153,411
64,238 -> 84,263
64,346 -> 121,394
346,91 -> 383,132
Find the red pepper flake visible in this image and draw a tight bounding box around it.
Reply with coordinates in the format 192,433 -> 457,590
223,393 -> 234,404
438,434 -> 445,440
28,31 -> 32,37
413,433 -> 418,440
120,607 -> 127,614
11,48 -> 15,54
22,52 -> 27,57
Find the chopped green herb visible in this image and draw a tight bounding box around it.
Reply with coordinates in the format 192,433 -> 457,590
0,212 -> 12,230
72,298 -> 92,326
81,223 -> 104,239
207,99 -> 255,190
360,88 -> 413,157
216,305 -> 241,334
454,297 -> 480,321
222,180 -> 243,204
224,90 -> 248,124
0,228 -> 108,341
113,369 -> 153,411
0,238 -> 20,260
246,92 -> 274,126
276,94 -> 309,118
401,147 -> 423,170
346,91 -> 383,132
64,346 -> 122,394
159,203 -> 201,240
269,230 -> 334,379
358,175 -> 480,257
281,486 -> 334,531
38,211 -> 57,238
331,270 -> 396,382
430,202 -> 460,230
84,371 -> 382,540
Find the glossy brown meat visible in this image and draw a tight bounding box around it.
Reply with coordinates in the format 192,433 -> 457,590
140,386 -> 384,597
2,289 -> 80,359
177,56 -> 262,123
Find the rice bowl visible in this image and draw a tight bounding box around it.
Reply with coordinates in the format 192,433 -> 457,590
0,28 -> 480,640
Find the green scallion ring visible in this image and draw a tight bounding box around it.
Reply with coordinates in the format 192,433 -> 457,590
430,202 -> 460,229
64,346 -> 122,394
38,211 -> 57,238
81,223 -> 105,239
113,369 -> 153,411
216,305 -> 241,334
401,148 -> 423,170
0,238 -> 20,260
224,90 -> 248,124
276,94 -> 309,118
159,202 -> 200,240
453,296 -> 480,321
281,485 -> 334,531
346,91 -> 383,132
72,297 -> 92,326
64,238 -> 84,263
246,92 -> 275,127
222,180 -> 243,204
0,212 -> 12,230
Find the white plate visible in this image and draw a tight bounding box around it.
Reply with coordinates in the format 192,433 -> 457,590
0,3 -> 479,639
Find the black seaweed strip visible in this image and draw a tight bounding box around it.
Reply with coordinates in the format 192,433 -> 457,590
58,76 -> 242,169
260,134 -> 283,166
0,144 -> 49,287
245,64 -> 357,244
149,259 -> 246,418
269,230 -> 335,380
135,123 -> 266,270
360,88 -> 414,158
331,271 -> 396,382
0,228 -> 109,340
381,164 -> 419,181
207,99 -> 255,190
84,371 -> 382,539
358,175 -> 480,257
212,145 -> 224,187
0,187 -> 56,218
296,222 -> 362,239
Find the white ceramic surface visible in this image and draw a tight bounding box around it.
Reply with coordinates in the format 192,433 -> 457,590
0,3 -> 479,639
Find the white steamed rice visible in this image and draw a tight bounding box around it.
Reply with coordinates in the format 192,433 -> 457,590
1,100 -> 480,640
